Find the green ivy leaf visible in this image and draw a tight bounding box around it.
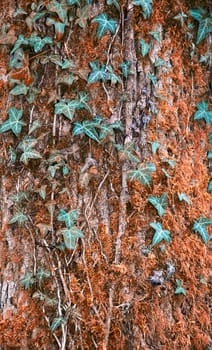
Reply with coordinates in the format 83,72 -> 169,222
194,101 -> 212,124
148,193 -> 168,217
59,226 -> 84,249
9,212 -> 28,225
76,5 -> 91,29
10,34 -> 28,54
149,31 -> 161,42
55,99 -> 75,120
20,272 -> 34,289
92,13 -> 117,39
140,39 -> 150,57
73,120 -> 100,143
119,61 -> 132,78
106,0 -> 120,11
67,0 -> 81,5
154,58 -> 167,67
190,9 -> 212,44
50,317 -> 65,332
128,162 -> 156,185
28,34 -> 53,53
150,222 -> 171,246
132,0 -> 153,19
0,107 -> 25,136
36,268 -> 51,286
46,17 -> 66,38
147,72 -> 157,86
190,8 -> 206,22
47,0 -> 68,22
10,83 -> 29,96
175,279 -> 186,296
9,192 -> 28,202
34,185 -> 47,200
57,209 -> 78,228
192,217 -> 212,245
9,48 -> 25,69
151,141 -> 160,154
116,143 -> 140,163
208,179 -> 212,193
178,192 -> 190,205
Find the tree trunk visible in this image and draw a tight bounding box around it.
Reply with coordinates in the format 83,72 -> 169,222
0,0 -> 211,349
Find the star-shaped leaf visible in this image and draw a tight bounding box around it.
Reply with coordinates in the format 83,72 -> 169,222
192,217 -> 212,245
128,162 -> 156,186
132,0 -> 153,19
0,107 -> 25,136
150,222 -> 171,246
148,193 -> 168,217
20,272 -> 34,289
57,209 -> 78,228
194,101 -> 212,125
92,13 -> 117,39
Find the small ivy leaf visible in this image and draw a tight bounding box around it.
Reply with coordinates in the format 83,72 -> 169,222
55,72 -> 75,86
190,8 -> 206,22
8,146 -> 17,163
73,121 -> 100,143
107,0 -> 120,11
28,35 -> 53,53
165,159 -> 175,168
178,192 -> 190,205
208,179 -> 212,193
151,141 -> 160,154
149,31 -> 161,42
76,5 -> 91,29
128,162 -> 156,186
147,72 -> 157,86
77,92 -> 92,113
57,209 -> 78,228
55,99 -> 75,120
50,317 -> 65,332
140,39 -> 150,57
132,0 -> 153,19
192,217 -> 212,245
148,193 -> 168,217
0,107 -> 25,136
194,101 -> 212,124
161,168 -> 170,178
150,222 -> 171,246
47,0 -> 68,23
34,185 -> 47,200
67,0 -> 81,5
9,48 -> 25,69
20,149 -> 42,164
116,143 -> 140,163
46,17 -> 66,41
20,272 -> 34,289
196,17 -> 212,45
175,279 -> 186,296
10,34 -> 28,54
36,268 -> 51,286
87,61 -> 107,83
106,65 -> 121,84
154,58 -> 167,67
10,83 -> 29,96
119,61 -> 132,78
9,212 -> 28,225
62,166 -> 69,176
59,226 -> 84,249
92,13 -> 117,39
29,120 -> 41,135
9,192 -> 28,202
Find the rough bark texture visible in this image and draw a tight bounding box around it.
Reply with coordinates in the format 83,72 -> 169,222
0,0 -> 211,349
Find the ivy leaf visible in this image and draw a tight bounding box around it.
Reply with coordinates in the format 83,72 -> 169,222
128,162 -> 156,185
154,58 -> 167,67
55,99 -> 75,120
87,61 -> 107,83
148,193 -> 168,217
29,120 -> 41,134
190,8 -> 212,44
178,192 -> 190,205
119,61 -> 131,78
20,148 -> 42,164
194,101 -> 212,124
140,39 -> 150,57
149,31 -> 161,42
59,226 -> 84,249
10,34 -> 28,54
151,141 -> 160,154
175,279 -> 186,296
46,17 -> 66,40
9,212 -> 28,225
50,317 -> 65,332
132,0 -> 153,19
147,72 -> 157,86
10,83 -> 29,96
73,120 -> 100,143
116,143 -> 140,163
28,34 -> 53,53
20,272 -> 34,289
67,0 -> 81,5
36,268 -> 51,286
190,8 -> 206,22
106,0 -> 120,11
9,192 -> 28,202
92,13 -> 117,39
76,5 -> 91,29
57,209 -> 78,228
192,217 -> 212,245
150,222 -> 171,246
208,179 -> 212,193
47,0 -> 68,23
9,48 -> 25,69
0,107 -> 25,136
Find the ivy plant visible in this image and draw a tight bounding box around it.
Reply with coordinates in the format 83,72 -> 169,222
148,193 -> 168,217
190,8 -> 212,44
0,107 -> 25,136
175,279 -> 186,296
128,162 -> 156,186
87,61 -> 120,84
91,13 -> 117,39
194,101 -> 212,125
19,271 -> 34,289
140,39 -> 150,57
57,209 -> 84,249
132,0 -> 153,19
192,217 -> 212,245
55,92 -> 91,120
150,222 -> 171,246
